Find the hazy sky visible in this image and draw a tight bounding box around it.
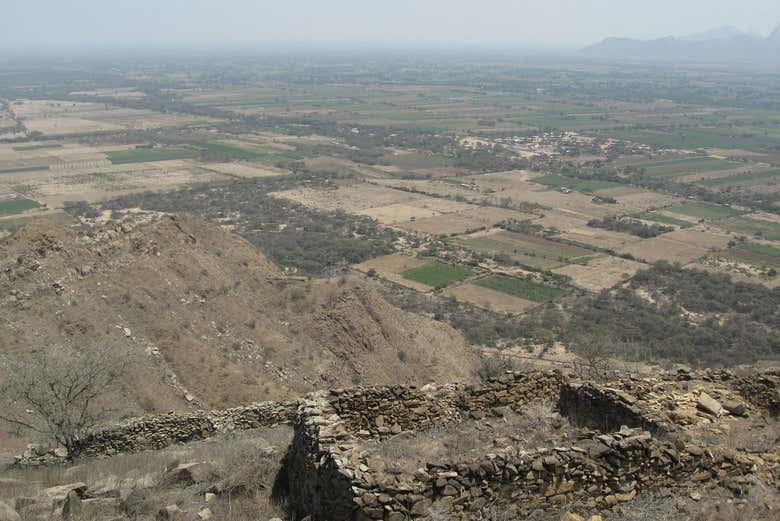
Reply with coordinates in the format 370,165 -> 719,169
3,0 -> 780,50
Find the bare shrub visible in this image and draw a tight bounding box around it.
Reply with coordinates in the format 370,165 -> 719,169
218,444 -> 279,496
0,345 -> 132,456
570,335 -> 613,381
476,352 -> 515,382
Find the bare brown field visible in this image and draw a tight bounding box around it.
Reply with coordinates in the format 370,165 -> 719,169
69,88 -> 146,98
537,210 -> 642,249
375,178 -> 484,200
359,203 -> 441,224
398,213 -> 487,235
203,162 -> 290,178
557,227 -> 641,250
618,235 -> 711,263
400,205 -> 538,236
553,255 -> 646,292
443,283 -> 536,314
0,160 -> 228,208
353,253 -> 432,291
470,171 -> 615,220
676,164 -> 773,183
271,183 -> 421,213
610,190 -> 683,212
11,99 -> 211,136
661,227 -> 732,250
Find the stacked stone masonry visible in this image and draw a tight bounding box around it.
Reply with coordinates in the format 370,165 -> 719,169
284,370 -> 779,521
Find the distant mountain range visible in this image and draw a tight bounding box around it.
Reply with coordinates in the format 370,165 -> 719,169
583,24 -> 780,63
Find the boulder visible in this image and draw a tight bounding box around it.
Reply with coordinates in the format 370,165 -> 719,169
81,498 -> 122,519
561,513 -> 584,521
157,505 -> 185,521
61,491 -> 83,520
0,502 -> 20,521
722,400 -> 747,417
697,393 -> 724,417
161,462 -> 218,486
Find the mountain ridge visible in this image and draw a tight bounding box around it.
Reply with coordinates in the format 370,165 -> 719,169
583,23 -> 780,62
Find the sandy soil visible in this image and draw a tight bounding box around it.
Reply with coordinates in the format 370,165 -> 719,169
203,162 -> 290,178
353,254 -> 432,292
554,255 -> 646,292
443,283 -> 536,314
618,235 -> 710,264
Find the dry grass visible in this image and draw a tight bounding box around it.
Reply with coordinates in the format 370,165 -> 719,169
365,401 -> 576,475
1,426 -> 292,521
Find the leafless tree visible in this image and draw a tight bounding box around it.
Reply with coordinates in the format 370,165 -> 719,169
0,345 -> 130,456
571,335 -> 613,381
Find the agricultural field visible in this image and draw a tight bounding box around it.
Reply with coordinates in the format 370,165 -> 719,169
201,162 -> 289,179
532,173 -> 622,192
0,197 -> 43,216
695,169 -> 780,190
626,156 -> 740,179
553,255 -> 646,292
106,147 -> 199,164
716,215 -> 780,241
617,228 -> 730,264
442,283 -> 537,314
457,229 -> 594,269
10,99 -> 212,136
353,253 -> 432,291
719,243 -> 780,269
665,202 -> 745,220
474,274 -> 567,303
631,211 -> 694,229
0,52 -> 779,353
0,157 -> 229,208
400,260 -> 474,288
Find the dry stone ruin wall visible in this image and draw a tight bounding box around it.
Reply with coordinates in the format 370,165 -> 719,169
283,370 -> 778,521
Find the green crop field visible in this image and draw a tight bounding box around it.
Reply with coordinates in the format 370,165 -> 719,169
629,157 -> 738,179
631,212 -> 694,228
12,144 -> 63,151
697,169 -> 780,187
666,202 -> 744,220
741,243 -> 780,257
0,166 -> 49,175
107,148 -> 199,164
0,198 -> 42,216
606,128 -> 776,152
718,217 -> 780,241
401,261 -> 473,288
533,174 -> 622,193
475,274 -> 567,303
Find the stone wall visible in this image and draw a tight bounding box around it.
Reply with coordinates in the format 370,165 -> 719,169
283,370 -> 776,521
328,371 -> 565,437
77,400 -> 297,457
16,400 -> 298,465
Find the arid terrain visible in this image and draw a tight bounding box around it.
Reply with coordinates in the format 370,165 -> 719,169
1,50 -> 779,520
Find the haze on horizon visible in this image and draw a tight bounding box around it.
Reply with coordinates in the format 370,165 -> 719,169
3,0 -> 780,51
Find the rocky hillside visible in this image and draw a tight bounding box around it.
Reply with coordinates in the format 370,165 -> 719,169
0,214 -> 477,418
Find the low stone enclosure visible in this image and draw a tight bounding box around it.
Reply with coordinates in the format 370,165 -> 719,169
283,370 -> 780,521
13,369 -> 780,520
